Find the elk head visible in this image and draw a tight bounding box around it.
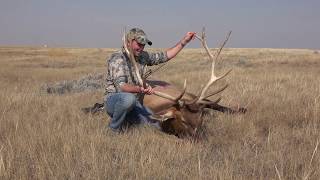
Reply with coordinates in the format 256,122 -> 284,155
123,28 -> 232,137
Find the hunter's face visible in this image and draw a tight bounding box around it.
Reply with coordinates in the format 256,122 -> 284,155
130,39 -> 145,56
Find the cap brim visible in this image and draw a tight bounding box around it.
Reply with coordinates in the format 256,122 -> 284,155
135,36 -> 152,46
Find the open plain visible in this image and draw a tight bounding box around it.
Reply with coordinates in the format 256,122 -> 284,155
0,47 -> 319,179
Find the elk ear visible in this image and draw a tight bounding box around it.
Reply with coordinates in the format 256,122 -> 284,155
150,109 -> 175,122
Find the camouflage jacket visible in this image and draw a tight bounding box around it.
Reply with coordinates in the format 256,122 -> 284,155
105,48 -> 168,97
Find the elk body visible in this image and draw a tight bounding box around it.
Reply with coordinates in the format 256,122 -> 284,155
144,78 -> 238,137
122,28 -> 241,137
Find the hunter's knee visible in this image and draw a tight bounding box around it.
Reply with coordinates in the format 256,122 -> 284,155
121,93 -> 136,110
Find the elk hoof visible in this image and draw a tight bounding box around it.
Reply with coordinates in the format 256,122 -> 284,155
81,103 -> 104,114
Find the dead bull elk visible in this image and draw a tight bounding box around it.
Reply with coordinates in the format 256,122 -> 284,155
121,28 -> 246,137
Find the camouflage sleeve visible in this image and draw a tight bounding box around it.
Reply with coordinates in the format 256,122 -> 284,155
140,51 -> 168,66
108,56 -> 127,92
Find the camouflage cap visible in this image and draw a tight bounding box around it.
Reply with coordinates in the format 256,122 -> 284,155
127,28 -> 152,46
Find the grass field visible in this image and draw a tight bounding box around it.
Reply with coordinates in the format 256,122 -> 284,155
0,46 -> 319,179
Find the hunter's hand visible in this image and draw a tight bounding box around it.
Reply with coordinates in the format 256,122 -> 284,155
139,85 -> 154,95
181,32 -> 196,46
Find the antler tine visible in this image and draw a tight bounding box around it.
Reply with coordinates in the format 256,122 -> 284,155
122,28 -> 186,103
174,79 -> 187,101
202,84 -> 228,100
192,28 -> 232,104
198,96 -> 222,105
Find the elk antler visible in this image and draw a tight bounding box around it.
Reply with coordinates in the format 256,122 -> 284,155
188,28 -> 232,105
122,29 -> 187,103
143,63 -> 167,79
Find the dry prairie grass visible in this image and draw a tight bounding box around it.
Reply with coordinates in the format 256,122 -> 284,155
0,46 -> 320,179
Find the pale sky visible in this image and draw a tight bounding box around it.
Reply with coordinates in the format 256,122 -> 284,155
1,0 -> 319,49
